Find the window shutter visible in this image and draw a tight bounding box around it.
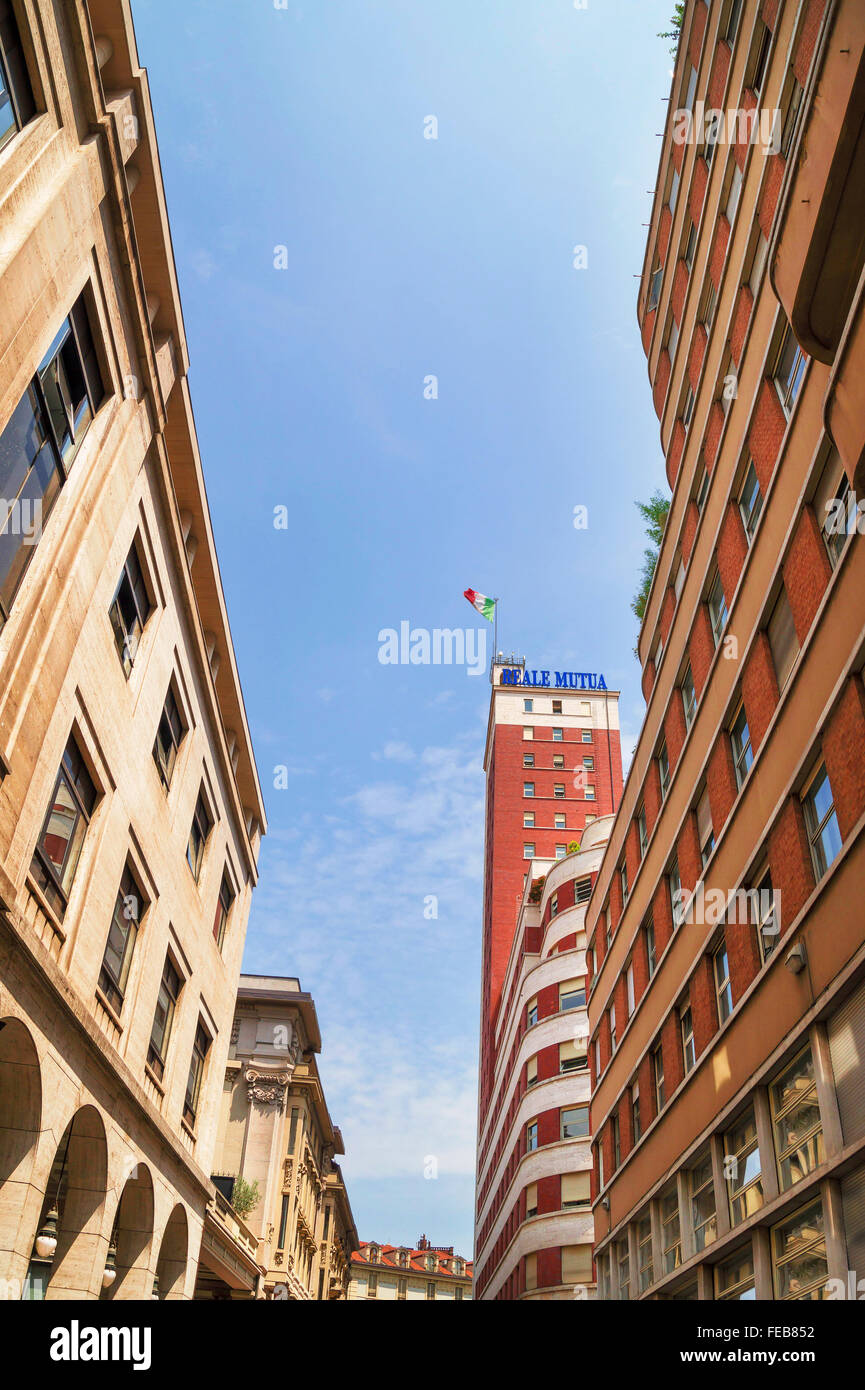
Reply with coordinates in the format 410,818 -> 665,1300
696,788 -> 712,846
561,1172 -> 591,1206
562,1243 -> 593,1283
768,587 -> 799,692
829,979 -> 865,1145
841,1166 -> 865,1279
526,1055 -> 537,1086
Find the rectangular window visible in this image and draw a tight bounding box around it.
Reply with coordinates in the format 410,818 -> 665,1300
187,788 -> 214,882
772,1200 -> 828,1300
725,162 -> 743,223
581,729 -> 592,743
770,1048 -> 824,1191
638,1214 -> 653,1292
697,787 -> 714,867
609,1002 -> 617,1053
626,962 -> 635,1016
707,569 -> 729,645
683,218 -> 697,270
802,764 -> 842,879
525,1181 -> 538,1218
109,540 -> 153,677
617,1240 -> 630,1301
681,664 -> 696,730
773,322 -> 807,414
716,1245 -> 755,1300
553,753 -> 564,769
645,919 -> 657,977
726,1109 -> 763,1225
30,737 -> 97,916
585,785 -> 595,801
755,868 -> 778,963
426,1282 -> 435,1301
554,812 -> 566,829
183,1020 -> 211,1127
730,703 -> 753,788
277,1194 -> 290,1249
0,0 -> 35,152
523,782 -> 535,797
683,63 -> 697,113
647,264 -> 663,314
780,77 -> 804,158
523,843 -> 535,860
367,1271 -> 378,1298
523,811 -> 535,828
147,955 -> 182,1081
631,1082 -> 641,1142
768,585 -> 799,692
695,461 -> 710,512
714,942 -> 733,1023
212,871 -> 235,949
0,297 -> 103,626
561,1105 -> 589,1140
550,891 -> 558,917
561,1172 -> 591,1209
575,877 -> 591,904
670,859 -> 683,927
559,1038 -> 587,1074
638,805 -> 648,857
555,844 -> 566,860
552,699 -> 563,714
662,1186 -> 682,1273
552,727 -> 563,742
724,0 -> 743,44
690,1152 -> 717,1252
668,165 -> 680,215
560,979 -> 586,1011
611,1112 -> 621,1169
526,1056 -> 537,1089
667,312 -> 679,363
526,1120 -> 538,1153
153,684 -> 186,790
653,1044 -> 666,1110
739,458 -> 763,541
98,864 -> 145,1013
523,726 -> 533,740
527,997 -> 538,1027
523,752 -> 534,768
658,742 -> 670,800
620,860 -> 629,906
523,698 -> 533,712
554,783 -> 565,799
681,1007 -> 696,1073
583,755 -> 594,771
525,1253 -> 538,1291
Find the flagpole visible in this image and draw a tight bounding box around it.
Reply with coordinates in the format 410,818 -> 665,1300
492,597 -> 499,682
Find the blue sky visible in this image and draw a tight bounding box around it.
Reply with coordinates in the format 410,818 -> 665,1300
133,0 -> 672,1258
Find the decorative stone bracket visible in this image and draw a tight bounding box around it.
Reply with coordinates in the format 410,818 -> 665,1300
244,1064 -> 292,1110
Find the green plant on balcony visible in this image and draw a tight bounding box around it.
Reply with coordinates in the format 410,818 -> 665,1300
231,1176 -> 260,1220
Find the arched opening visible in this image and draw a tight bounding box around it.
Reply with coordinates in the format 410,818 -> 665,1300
155,1204 -> 188,1300
101,1164 -> 154,1300
26,1105 -> 108,1300
0,1018 -> 42,1288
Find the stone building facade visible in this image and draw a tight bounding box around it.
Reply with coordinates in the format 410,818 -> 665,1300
349,1236 -> 473,1300
0,0 -> 266,1299
212,975 -> 358,1300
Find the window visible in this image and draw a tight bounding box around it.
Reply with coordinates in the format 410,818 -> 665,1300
674,555 -> 685,601
212,871 -> 235,949
638,1215 -> 653,1292
626,962 -> 635,1016
617,1240 -> 630,1301
700,278 -> 717,330
749,231 -> 769,298
802,764 -> 842,879
609,1002 -> 617,1053
0,0 -> 36,152
695,461 -> 709,512
561,1173 -> 591,1209
187,788 -> 213,881
593,1037 -> 601,1079
724,0 -> 743,44
523,752 -> 534,770
683,218 -> 697,270
585,785 -> 595,801
667,311 -> 679,363
98,863 -> 146,1014
611,1113 -> 621,1170
367,1271 -> 378,1298
581,729 -> 592,744
552,727 -> 563,742
703,121 -> 718,170
658,741 -> 670,801
109,541 -> 152,677
755,868 -> 778,963
147,955 -> 182,1081
619,860 -> 629,906
526,1057 -> 537,1088
697,787 -> 714,867
523,811 -> 535,828
605,904 -> 612,950
682,385 -> 694,431
767,586 -> 799,692
647,264 -> 663,314
772,1200 -> 828,1300
560,1038 -> 587,1074
183,1020 -> 211,1127
631,1082 -> 641,1142
645,918 -> 657,977
770,1048 -> 824,1191
726,1109 -> 763,1224
778,77 -> 804,156
575,876 -> 591,904
0,297 -> 103,625
526,1120 -> 538,1152
525,1253 -> 538,1291
527,998 -> 538,1027
552,753 -> 564,769
523,843 -> 535,860
560,979 -> 586,1011
30,736 -> 97,916
153,684 -> 186,790
555,844 -> 566,860
680,1007 -> 696,1073
662,1186 -> 682,1273
773,322 -> 807,414
397,1277 -> 407,1300
707,569 -> 728,645
523,781 -> 535,797
554,783 -> 565,799
690,1152 -> 717,1252
653,1044 -> 666,1110
716,1246 -> 755,1300
554,812 -> 565,829
681,664 -> 696,730
561,1105 -> 589,1140
750,23 -> 771,96
583,755 -> 594,771
730,703 -> 753,788
714,942 -> 733,1023
426,1281 -> 436,1301
523,726 -> 533,740
669,859 -> 683,927
683,63 -> 697,114
552,699 -> 562,714
550,890 -> 558,917
277,1195 -> 290,1250
523,698 -> 533,712
738,459 -> 763,540
668,165 -> 680,215
725,162 -> 743,223
525,1182 -> 538,1218
637,805 -> 647,857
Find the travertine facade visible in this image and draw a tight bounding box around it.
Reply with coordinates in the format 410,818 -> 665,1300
0,0 -> 265,1299
212,975 -> 358,1300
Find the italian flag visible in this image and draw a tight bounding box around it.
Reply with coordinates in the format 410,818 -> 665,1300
464,589 -> 496,622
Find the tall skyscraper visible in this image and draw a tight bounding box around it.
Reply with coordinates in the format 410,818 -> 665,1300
588,0 -> 865,1303
474,657 -> 622,1296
